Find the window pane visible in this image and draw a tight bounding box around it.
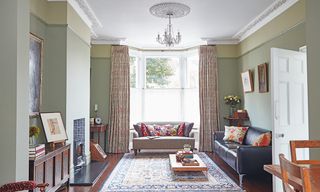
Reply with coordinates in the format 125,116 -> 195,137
130,56 -> 137,88
130,88 -> 142,125
146,57 -> 180,88
144,89 -> 181,121
186,55 -> 199,88
184,89 -> 200,127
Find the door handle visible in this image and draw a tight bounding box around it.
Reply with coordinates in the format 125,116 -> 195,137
276,133 -> 285,138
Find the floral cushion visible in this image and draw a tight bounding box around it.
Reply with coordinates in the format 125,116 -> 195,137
147,124 -> 176,136
223,126 -> 248,144
140,123 -> 150,137
252,132 -> 271,146
177,122 -> 185,136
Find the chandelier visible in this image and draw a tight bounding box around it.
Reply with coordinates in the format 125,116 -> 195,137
150,2 -> 190,47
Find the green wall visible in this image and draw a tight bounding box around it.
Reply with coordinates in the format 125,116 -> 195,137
29,13 -> 91,166
0,0 -> 29,184
217,58 -> 241,129
90,57 -> 111,124
238,22 -> 306,130
306,0 -> 320,159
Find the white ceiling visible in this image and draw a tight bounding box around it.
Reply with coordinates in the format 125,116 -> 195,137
87,0 -> 276,49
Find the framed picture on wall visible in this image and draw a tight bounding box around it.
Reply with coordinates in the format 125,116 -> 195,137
241,70 -> 254,93
40,112 -> 68,143
258,63 -> 268,93
29,33 -> 43,114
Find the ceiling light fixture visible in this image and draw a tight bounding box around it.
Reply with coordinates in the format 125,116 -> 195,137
150,2 -> 190,47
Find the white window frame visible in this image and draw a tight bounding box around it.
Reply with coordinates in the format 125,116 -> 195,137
129,49 -> 199,123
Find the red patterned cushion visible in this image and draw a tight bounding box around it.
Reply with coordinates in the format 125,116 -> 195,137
147,124 -> 176,136
177,122 -> 185,136
252,132 -> 271,146
223,126 -> 248,144
0,181 -> 37,192
140,123 -> 150,137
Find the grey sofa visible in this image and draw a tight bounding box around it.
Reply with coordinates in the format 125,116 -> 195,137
132,122 -> 195,155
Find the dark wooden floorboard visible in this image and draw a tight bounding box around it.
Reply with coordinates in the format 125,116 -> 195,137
65,152 -> 272,192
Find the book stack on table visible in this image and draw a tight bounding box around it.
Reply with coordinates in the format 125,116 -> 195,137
29,144 -> 45,160
176,150 -> 194,159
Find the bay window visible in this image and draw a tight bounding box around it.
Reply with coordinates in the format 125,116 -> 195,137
130,49 -> 199,127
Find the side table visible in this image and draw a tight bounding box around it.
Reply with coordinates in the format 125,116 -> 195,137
224,117 -> 250,126
90,124 -> 107,152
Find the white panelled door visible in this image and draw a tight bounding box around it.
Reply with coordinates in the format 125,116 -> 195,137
271,48 -> 309,192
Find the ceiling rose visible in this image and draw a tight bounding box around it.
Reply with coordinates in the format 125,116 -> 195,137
149,2 -> 191,19
150,2 -> 190,47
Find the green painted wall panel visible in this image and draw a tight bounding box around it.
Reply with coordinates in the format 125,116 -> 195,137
41,25 -> 67,119
90,58 -> 111,124
217,58 -> 241,129
238,22 -> 306,130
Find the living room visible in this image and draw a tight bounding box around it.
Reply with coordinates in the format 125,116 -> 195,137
0,0 -> 320,192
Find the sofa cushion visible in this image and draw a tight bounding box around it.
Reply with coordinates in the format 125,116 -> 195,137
243,127 -> 271,145
184,122 -> 194,137
140,123 -> 150,136
223,126 -> 248,144
177,122 -> 185,136
252,132 -> 272,146
148,124 -> 176,136
133,124 -> 143,137
215,139 -> 244,150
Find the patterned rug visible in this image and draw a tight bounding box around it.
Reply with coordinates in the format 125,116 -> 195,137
100,152 -> 243,192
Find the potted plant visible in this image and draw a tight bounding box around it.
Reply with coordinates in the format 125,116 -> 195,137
224,95 -> 241,117
29,125 -> 41,145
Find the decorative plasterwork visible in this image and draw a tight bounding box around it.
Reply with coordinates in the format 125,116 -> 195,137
233,0 -> 299,42
149,2 -> 191,18
91,38 -> 127,45
48,0 -> 102,37
201,38 -> 239,45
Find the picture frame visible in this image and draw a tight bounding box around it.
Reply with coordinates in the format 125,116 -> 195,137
40,112 -> 68,143
241,70 -> 254,93
258,63 -> 268,93
29,33 -> 43,114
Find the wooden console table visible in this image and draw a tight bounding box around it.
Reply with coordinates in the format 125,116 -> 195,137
90,124 -> 107,152
29,144 -> 70,192
224,116 -> 250,126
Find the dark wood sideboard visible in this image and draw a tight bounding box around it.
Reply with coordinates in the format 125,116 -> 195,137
29,144 -> 70,192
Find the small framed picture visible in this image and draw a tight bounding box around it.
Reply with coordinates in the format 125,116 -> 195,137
40,112 -> 68,143
258,63 -> 268,93
241,70 -> 254,93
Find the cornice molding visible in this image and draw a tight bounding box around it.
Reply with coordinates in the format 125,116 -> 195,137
48,0 -> 102,37
91,38 -> 127,45
233,0 -> 299,42
202,38 -> 239,45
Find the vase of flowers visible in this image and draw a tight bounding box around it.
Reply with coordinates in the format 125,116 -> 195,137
29,125 -> 41,145
224,95 -> 241,117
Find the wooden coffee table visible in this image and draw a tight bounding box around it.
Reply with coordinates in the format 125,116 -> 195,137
169,154 -> 208,172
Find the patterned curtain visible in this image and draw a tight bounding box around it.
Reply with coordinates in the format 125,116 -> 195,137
108,45 -> 130,153
199,45 -> 219,152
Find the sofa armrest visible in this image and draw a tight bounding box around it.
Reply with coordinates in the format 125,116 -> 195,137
237,145 -> 272,175
189,130 -> 195,138
213,131 -> 225,141
132,130 -> 139,138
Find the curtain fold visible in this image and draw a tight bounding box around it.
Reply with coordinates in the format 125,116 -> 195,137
199,45 -> 219,152
107,45 -> 130,153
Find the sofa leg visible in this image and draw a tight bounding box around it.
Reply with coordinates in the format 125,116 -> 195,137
134,149 -> 137,155
239,174 -> 245,188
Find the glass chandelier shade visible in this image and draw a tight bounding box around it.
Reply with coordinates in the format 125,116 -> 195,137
156,14 -> 181,47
